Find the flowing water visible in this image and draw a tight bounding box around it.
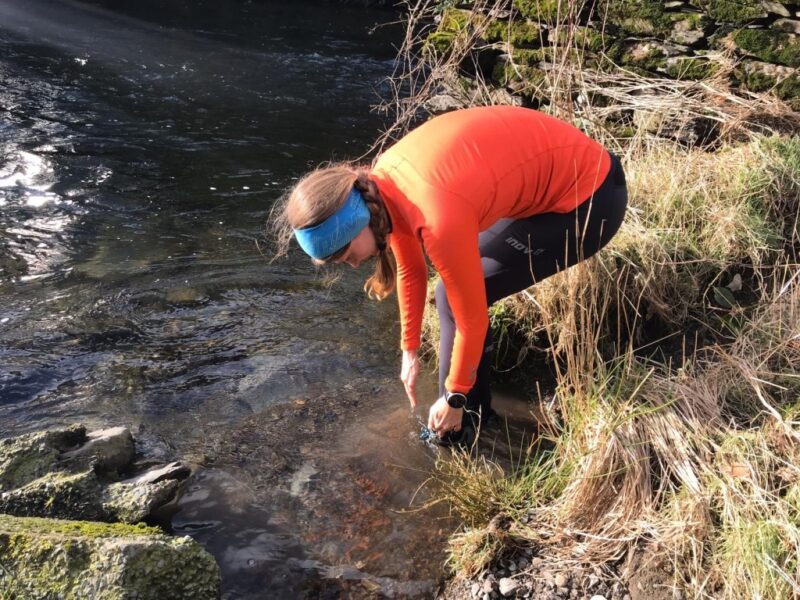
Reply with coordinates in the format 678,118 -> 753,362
0,1 -> 538,597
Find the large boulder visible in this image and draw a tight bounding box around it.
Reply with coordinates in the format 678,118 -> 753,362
0,514 -> 220,599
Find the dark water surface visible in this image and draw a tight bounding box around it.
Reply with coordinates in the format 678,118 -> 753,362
0,1 -> 468,597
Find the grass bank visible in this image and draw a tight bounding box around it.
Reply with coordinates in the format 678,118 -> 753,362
377,2 -> 800,595
422,136 -> 800,598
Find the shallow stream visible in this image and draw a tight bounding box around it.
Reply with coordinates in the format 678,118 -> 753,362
0,1 -> 537,597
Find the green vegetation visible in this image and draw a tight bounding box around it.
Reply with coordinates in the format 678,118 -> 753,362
607,0 -> 707,41
666,56 -> 720,79
483,18 -> 541,47
397,2 -> 800,597
699,0 -> 765,25
0,514 -> 220,600
511,0 -> 562,25
732,28 -> 800,68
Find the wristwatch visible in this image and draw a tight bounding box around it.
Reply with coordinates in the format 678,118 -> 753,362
445,391 -> 467,409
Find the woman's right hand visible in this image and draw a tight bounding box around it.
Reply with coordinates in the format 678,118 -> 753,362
400,349 -> 420,409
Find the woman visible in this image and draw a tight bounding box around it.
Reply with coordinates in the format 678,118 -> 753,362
275,106 -> 628,446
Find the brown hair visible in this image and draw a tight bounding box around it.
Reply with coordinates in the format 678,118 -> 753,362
270,164 -> 396,300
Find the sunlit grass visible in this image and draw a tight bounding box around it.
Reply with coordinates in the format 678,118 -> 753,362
421,135 -> 800,598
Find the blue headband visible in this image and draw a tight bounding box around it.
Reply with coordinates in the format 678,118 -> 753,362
293,188 -> 370,260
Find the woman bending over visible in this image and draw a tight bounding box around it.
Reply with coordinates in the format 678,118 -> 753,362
275,106 -> 628,446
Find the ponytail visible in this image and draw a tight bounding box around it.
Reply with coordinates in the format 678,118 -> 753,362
354,170 -> 396,300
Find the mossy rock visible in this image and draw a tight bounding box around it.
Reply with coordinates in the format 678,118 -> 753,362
665,56 -> 721,79
439,7 -> 473,33
552,26 -> 606,54
426,31 -> 457,56
0,426 -> 86,491
426,8 -> 480,57
491,59 -> 548,100
0,514 -> 220,599
734,60 -> 800,101
696,0 -> 766,25
512,0 -> 561,25
776,74 -> 800,101
506,47 -> 551,66
732,28 -> 800,67
483,18 -> 542,47
0,470 -> 107,522
620,41 -> 686,72
606,1 -> 711,43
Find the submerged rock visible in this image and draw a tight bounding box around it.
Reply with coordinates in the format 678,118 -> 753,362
0,514 -> 220,599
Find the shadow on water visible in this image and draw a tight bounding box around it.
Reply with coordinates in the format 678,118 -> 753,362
0,1 -> 543,597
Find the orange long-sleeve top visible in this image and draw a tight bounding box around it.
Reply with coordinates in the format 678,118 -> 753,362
371,106 -> 611,393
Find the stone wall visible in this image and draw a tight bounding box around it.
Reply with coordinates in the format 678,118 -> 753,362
432,0 -> 800,111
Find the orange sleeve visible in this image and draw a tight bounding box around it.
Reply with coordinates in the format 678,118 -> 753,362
420,198 -> 488,394
389,229 -> 428,351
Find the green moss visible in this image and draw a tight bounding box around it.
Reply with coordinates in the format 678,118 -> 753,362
508,47 -> 549,66
741,68 -> 777,92
666,57 -> 720,80
551,26 -> 607,54
483,18 -> 542,47
776,74 -> 800,101
605,0 -> 707,40
0,427 -> 86,491
0,514 -> 160,538
699,0 -> 764,25
491,60 -> 547,99
512,0 -> 561,25
426,31 -> 457,56
576,26 -> 607,54
732,28 -> 800,68
0,514 -> 220,600
440,7 -> 472,33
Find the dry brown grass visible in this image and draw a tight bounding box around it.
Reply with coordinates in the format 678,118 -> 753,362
425,139 -> 800,598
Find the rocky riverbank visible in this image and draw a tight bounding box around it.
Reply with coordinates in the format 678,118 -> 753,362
0,424 -> 221,599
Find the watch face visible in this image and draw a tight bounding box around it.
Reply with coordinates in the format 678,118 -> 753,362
446,393 -> 466,408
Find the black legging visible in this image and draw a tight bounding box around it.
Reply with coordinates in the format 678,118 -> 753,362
435,152 -> 628,415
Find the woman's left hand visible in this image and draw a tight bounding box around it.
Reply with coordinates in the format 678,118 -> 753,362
428,396 -> 463,438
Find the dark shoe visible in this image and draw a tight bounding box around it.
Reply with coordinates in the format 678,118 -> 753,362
436,422 -> 475,449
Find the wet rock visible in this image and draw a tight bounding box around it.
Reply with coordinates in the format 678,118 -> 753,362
0,424 -> 86,490
0,425 -> 190,523
61,426 -> 134,474
104,476 -> 186,523
0,514 -> 220,599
